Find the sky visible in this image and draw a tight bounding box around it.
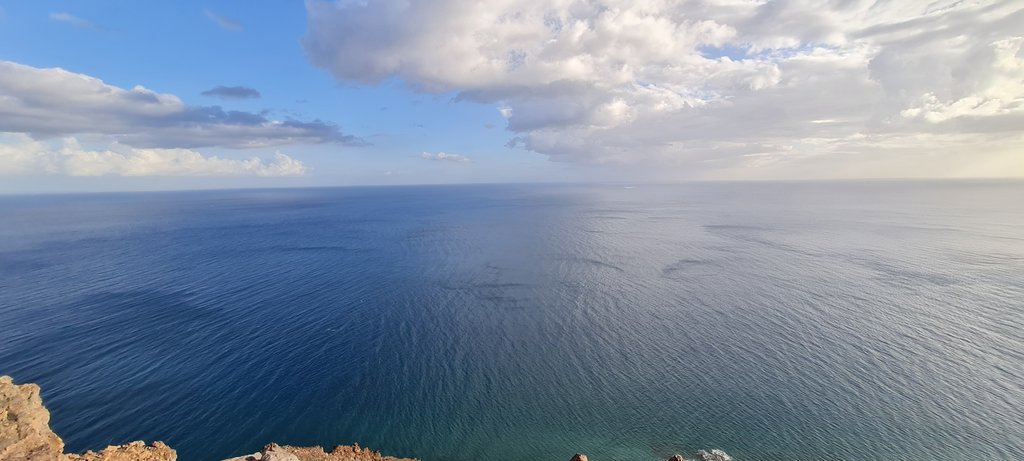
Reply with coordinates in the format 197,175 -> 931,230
0,0 -> 1022,192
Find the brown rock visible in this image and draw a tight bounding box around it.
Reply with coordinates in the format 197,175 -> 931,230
570,454 -> 588,461
268,444 -> 416,461
258,444 -> 300,461
63,441 -> 176,461
0,375 -> 65,461
668,455 -> 687,461
2,375 -> 175,461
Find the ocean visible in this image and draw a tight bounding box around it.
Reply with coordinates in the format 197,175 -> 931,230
1,181 -> 1021,461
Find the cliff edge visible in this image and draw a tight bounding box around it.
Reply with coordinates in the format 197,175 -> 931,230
0,375 -> 63,461
1,375 -> 732,461
0,376 -> 173,461
0,375 -> 416,461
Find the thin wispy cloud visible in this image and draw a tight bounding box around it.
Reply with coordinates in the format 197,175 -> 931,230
49,12 -> 105,31
421,152 -> 471,163
201,86 -> 261,100
204,9 -> 242,32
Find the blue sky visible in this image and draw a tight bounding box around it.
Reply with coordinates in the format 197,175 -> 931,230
0,1 -> 1021,192
0,1 -> 580,192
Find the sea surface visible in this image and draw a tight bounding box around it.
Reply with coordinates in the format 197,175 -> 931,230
1,182 -> 1021,461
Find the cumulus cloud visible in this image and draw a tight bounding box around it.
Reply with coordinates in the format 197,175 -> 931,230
421,151 -> 471,162
201,85 -> 262,99
0,61 -> 361,149
304,0 -> 1024,177
49,12 -> 105,30
204,9 -> 242,32
0,134 -> 306,177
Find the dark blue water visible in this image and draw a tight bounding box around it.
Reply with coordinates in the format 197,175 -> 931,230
1,182 -> 1022,461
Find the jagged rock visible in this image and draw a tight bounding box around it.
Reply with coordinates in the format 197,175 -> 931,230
0,375 -> 65,461
570,454 -> 588,461
668,454 -> 687,461
2,375 -> 175,461
259,444 -> 300,461
63,441 -> 176,461
262,444 -> 416,461
222,443 -> 418,461
695,449 -> 733,461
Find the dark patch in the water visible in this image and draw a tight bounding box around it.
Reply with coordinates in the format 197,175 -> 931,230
277,245 -> 359,252
860,261 -> 960,287
703,224 -> 827,259
661,259 -> 722,278
558,256 -> 626,272
703,224 -> 772,232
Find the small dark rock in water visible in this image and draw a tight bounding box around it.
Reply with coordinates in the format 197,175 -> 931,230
570,454 -> 589,461
695,449 -> 733,461
667,454 -> 687,461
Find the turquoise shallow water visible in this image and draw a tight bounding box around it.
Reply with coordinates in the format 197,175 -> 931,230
0,181 -> 1022,461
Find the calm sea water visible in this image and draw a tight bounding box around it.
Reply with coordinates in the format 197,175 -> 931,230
1,182 -> 1021,461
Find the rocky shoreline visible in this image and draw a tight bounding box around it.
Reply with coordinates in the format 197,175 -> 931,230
2,376 -> 732,461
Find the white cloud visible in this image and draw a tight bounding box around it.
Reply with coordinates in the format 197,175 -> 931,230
0,134 -> 307,177
0,61 -> 361,149
421,151 -> 471,162
204,9 -> 243,32
49,12 -> 104,30
304,0 -> 1024,178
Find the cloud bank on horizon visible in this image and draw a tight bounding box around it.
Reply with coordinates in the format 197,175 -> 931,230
0,60 -> 358,177
304,0 -> 1024,178
0,134 -> 307,177
0,1 -> 1021,182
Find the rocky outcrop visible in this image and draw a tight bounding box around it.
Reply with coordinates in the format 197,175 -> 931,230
1,376 -> 173,461
0,375 -> 65,461
1,376 -> 416,461
4,375 -> 737,461
63,441 -> 176,461
226,443 -> 417,461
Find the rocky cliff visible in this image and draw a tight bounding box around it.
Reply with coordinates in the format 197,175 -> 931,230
1,376 -> 732,461
1,376 -> 173,461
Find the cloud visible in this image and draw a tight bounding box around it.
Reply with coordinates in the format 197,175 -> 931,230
204,9 -> 242,32
421,152 -> 471,162
0,134 -> 306,177
304,0 -> 1024,178
201,85 -> 262,99
49,12 -> 105,31
0,61 -> 362,149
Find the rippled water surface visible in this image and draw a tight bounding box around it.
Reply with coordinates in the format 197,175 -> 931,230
1,182 -> 1022,461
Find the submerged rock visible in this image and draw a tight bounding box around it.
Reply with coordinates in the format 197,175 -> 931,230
695,449 -> 733,461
